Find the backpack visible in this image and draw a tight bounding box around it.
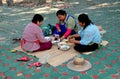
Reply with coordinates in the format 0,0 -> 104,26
41,25 -> 52,36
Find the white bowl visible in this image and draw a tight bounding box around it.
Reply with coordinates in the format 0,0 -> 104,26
52,39 -> 60,44
57,42 -> 70,51
60,45 -> 70,51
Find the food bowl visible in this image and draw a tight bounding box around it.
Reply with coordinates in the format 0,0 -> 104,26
57,42 -> 70,51
52,39 -> 60,44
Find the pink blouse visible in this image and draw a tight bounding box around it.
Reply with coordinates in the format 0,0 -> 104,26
21,22 -> 50,51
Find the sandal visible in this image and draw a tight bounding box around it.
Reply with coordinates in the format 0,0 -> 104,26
16,56 -> 30,61
12,38 -> 21,44
28,62 -> 42,67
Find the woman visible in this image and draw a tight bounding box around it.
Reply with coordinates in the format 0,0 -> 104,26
21,14 -> 52,52
53,10 -> 78,41
68,14 -> 101,53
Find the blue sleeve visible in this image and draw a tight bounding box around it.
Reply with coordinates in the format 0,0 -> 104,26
78,27 -> 83,35
80,31 -> 93,45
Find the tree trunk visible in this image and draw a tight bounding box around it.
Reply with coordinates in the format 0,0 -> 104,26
64,0 -> 69,2
39,0 -> 46,5
52,0 -> 57,2
64,0 -> 69,4
6,0 -> 14,6
0,0 -> 2,5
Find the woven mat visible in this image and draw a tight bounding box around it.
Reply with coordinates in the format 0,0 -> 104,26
13,40 -> 108,66
14,44 -> 79,67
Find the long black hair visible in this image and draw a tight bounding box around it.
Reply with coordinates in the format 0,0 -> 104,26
32,14 -> 44,24
78,14 -> 93,30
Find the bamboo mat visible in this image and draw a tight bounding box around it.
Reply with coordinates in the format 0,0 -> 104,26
13,40 -> 108,67
14,44 -> 79,67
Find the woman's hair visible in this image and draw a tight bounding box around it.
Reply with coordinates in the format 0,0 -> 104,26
32,14 -> 44,24
56,10 -> 67,16
78,14 -> 92,29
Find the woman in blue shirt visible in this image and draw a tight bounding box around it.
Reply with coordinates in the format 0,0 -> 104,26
68,14 -> 101,53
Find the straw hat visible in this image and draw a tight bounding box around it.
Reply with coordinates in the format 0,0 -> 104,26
67,60 -> 92,72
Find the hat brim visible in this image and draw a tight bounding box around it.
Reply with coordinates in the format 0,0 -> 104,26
67,60 -> 92,72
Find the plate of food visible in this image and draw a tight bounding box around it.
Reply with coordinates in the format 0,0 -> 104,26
52,39 -> 60,44
51,36 -> 60,44
57,42 -> 70,51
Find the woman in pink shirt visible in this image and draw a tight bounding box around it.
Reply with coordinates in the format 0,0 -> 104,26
21,14 -> 52,52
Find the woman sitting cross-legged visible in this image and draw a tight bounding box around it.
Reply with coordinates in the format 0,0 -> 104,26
68,14 -> 101,53
21,14 -> 52,52
53,10 -> 78,41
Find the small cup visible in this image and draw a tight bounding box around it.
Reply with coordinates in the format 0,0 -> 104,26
54,34 -> 59,40
65,39 -> 69,43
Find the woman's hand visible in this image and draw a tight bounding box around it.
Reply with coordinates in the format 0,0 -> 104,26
68,35 -> 73,38
69,34 -> 80,38
57,28 -> 61,32
69,37 -> 75,43
68,35 -> 74,40
60,36 -> 65,41
49,38 -> 52,41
